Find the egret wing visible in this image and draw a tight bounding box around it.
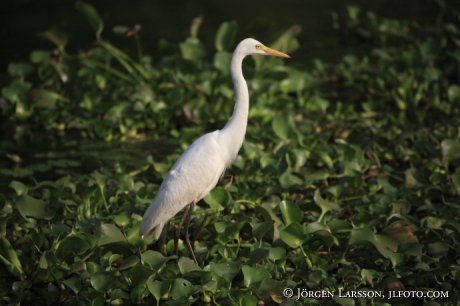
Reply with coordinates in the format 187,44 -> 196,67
140,131 -> 225,238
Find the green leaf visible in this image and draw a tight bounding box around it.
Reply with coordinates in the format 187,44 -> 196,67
270,24 -> 301,54
86,261 -> 103,274
2,83 -> 29,103
213,51 -> 232,74
422,216 -> 444,229
312,150 -> 334,169
348,227 -> 403,266
398,242 -> 422,258
0,236 -> 25,280
292,148 -> 307,168
90,171 -> 107,190
56,235 -> 90,257
89,294 -> 105,306
102,241 -> 136,259
451,172 -> 460,194
272,114 -> 295,140
426,242 -> 449,257
39,250 -> 57,269
9,181 -> 28,196
75,1 -> 104,39
306,222 -> 336,248
281,71 -> 319,93
279,170 -> 304,189
8,62 -> 34,77
147,280 -> 169,303
279,201 -> 302,226
15,195 -> 55,220
405,167 -> 427,186
141,250 -> 175,270
327,220 -> 352,234
119,255 -> 139,270
90,271 -> 116,292
12,281 -> 31,294
38,28 -> 68,50
115,173 -> 134,192
180,38 -> 206,61
62,277 -> 82,294
313,190 -> 340,221
178,257 -> 201,274
30,89 -> 66,109
268,247 -> 286,261
215,20 -> 238,52
252,220 -> 274,240
242,265 -> 271,289
204,187 -> 230,210
51,223 -> 72,236
259,279 -> 284,300
169,278 -> 198,300
217,245 -> 236,259
111,289 -> 129,300
210,261 -> 240,284
70,261 -> 86,273
112,25 -> 130,36
441,139 -> 460,162
382,221 -> 418,244
448,85 -> 460,102
361,269 -> 375,287
248,248 -> 269,264
111,212 -> 130,228
0,254 -> 25,280
305,171 -> 330,182
128,265 -> 154,287
96,224 -> 127,246
240,294 -> 258,306
333,296 -> 356,306
279,222 -> 306,248
30,50 -> 50,64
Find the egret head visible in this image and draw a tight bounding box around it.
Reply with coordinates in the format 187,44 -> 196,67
236,38 -> 290,58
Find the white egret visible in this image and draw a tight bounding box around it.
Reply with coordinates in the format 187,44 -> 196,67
140,38 -> 290,263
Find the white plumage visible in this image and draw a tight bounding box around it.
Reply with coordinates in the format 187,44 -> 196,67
141,133 -> 226,239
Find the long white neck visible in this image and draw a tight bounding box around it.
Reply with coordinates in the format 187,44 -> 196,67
219,52 -> 249,165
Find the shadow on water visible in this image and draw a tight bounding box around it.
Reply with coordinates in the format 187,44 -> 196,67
0,133 -> 176,194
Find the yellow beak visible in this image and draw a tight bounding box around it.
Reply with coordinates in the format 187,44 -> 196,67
263,46 -> 290,58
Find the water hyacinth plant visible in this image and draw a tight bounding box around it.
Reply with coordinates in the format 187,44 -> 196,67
1,1 -> 460,305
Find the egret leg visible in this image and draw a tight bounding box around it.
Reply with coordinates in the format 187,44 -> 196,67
224,175 -> 234,189
175,204 -> 191,257
185,201 -> 198,264
192,214 -> 209,245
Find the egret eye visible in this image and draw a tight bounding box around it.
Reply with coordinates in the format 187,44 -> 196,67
256,44 -> 262,50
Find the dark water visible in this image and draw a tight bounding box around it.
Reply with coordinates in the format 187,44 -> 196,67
0,0 -> 440,69
0,0 -> 442,193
